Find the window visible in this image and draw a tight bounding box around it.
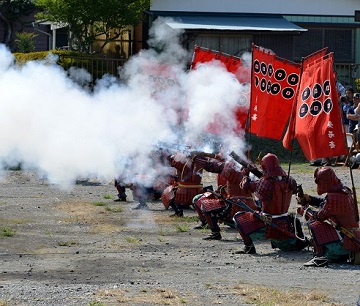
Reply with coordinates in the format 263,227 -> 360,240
188,34 -> 252,57
293,28 -> 354,63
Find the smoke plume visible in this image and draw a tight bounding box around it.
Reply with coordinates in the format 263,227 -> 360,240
0,17 -> 250,188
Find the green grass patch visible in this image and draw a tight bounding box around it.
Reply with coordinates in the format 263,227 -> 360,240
124,236 -> 142,243
0,218 -> 29,225
89,301 -> 105,306
57,240 -> 78,246
92,201 -> 107,207
179,296 -> 187,303
158,226 -> 169,236
174,224 -> 189,232
105,206 -> 123,213
200,226 -> 209,233
0,227 -> 16,237
177,215 -> 199,223
103,194 -> 113,200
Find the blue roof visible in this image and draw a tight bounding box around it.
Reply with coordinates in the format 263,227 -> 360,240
158,14 -> 307,32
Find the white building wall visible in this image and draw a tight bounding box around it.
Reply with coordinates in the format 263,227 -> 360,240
150,0 -> 360,16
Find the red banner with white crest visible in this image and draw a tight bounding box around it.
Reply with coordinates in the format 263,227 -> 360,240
191,46 -> 250,134
282,47 -> 329,151
294,53 -> 347,160
250,44 -> 301,140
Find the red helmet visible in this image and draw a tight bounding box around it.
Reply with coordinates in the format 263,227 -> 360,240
314,166 -> 342,195
260,153 -> 286,177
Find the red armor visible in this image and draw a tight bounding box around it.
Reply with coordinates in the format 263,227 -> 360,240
161,185 -> 176,209
308,220 -> 341,246
255,177 -> 296,215
162,153 -> 203,207
234,153 -> 300,246
234,211 -> 293,241
314,166 -> 343,195
309,190 -> 360,252
306,172 -> 360,256
198,192 -> 226,213
260,153 -> 286,178
317,192 -> 358,228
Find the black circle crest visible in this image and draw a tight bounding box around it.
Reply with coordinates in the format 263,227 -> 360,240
253,60 -> 260,73
323,98 -> 333,113
260,62 -> 267,75
302,87 -> 311,101
299,103 -> 309,118
310,100 -> 322,116
282,87 -> 295,99
312,83 -> 322,99
323,80 -> 331,96
288,73 -> 299,86
274,69 -> 286,81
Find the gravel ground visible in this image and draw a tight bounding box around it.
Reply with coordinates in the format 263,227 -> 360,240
0,166 -> 359,306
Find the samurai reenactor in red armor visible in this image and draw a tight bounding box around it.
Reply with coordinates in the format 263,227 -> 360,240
193,155 -> 257,240
161,152 -> 204,217
234,153 -> 308,254
297,166 -> 360,267
115,150 -> 176,210
114,178 -> 127,202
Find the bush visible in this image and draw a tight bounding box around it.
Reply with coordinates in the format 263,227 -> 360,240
15,32 -> 38,53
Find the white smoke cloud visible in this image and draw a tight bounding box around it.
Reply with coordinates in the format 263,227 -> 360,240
0,17 -> 249,188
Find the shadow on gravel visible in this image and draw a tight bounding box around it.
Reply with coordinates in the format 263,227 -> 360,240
75,179 -> 102,186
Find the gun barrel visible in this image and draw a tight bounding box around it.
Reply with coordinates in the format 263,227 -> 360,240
229,151 -> 263,178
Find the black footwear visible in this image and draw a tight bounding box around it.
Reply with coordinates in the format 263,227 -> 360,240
132,203 -> 148,210
294,238 -> 310,251
309,159 -> 322,166
114,193 -> 127,202
303,256 -> 329,267
169,212 -> 184,217
193,223 -> 207,230
203,232 -> 222,240
234,244 -> 256,254
114,197 -> 126,202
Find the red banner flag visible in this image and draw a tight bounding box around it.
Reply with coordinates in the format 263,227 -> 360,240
294,53 -> 347,160
250,45 -> 301,140
282,47 -> 329,150
191,46 -> 251,133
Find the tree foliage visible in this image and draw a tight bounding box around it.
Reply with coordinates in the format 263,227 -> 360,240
15,31 -> 38,53
34,0 -> 151,53
0,0 -> 36,47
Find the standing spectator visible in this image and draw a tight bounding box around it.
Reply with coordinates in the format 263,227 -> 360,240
346,92 -> 360,133
340,95 -> 350,133
342,87 -> 355,132
336,81 -> 346,97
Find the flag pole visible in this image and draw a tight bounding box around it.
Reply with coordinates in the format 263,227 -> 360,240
246,43 -> 256,161
349,160 -> 359,222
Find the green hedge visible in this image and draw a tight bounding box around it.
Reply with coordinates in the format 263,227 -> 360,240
13,50 -> 118,80
13,50 -> 84,64
246,133 -> 307,163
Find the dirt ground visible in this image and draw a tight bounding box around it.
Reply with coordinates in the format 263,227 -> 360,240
0,165 -> 359,306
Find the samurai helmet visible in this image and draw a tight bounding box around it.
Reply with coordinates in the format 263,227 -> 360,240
314,166 -> 343,195
260,153 -> 286,177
